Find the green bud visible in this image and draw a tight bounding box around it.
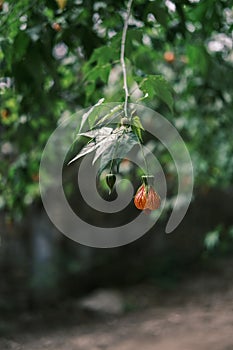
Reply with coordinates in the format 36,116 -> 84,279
106,174 -> 116,193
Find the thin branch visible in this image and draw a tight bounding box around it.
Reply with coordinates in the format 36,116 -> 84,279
120,0 -> 133,118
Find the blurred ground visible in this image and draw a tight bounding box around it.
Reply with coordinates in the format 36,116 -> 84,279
1,257 -> 233,350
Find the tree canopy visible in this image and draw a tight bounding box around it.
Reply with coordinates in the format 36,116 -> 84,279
0,0 -> 233,221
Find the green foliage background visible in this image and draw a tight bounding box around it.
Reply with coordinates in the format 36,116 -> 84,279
0,0 -> 233,221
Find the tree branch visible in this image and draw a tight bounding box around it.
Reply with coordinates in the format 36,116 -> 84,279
120,0 -> 133,118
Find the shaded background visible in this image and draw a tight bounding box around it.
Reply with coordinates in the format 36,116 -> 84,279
0,0 -> 233,349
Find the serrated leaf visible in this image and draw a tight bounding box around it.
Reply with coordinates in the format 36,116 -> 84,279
95,104 -> 123,127
85,63 -> 112,84
137,75 -> 174,112
132,115 -> 144,142
69,127 -> 113,165
88,46 -> 116,66
97,132 -> 138,175
68,142 -> 97,165
79,127 -> 113,140
79,98 -> 104,132
83,35 -> 120,76
68,126 -> 138,170
93,133 -> 119,164
92,126 -> 125,164
88,104 -> 117,129
82,36 -> 121,104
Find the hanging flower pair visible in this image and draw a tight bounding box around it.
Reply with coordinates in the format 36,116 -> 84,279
134,175 -> 161,214
106,174 -> 161,214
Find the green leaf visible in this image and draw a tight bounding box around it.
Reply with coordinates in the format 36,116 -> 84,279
131,115 -> 144,142
68,142 -> 97,165
83,63 -> 112,104
79,98 -> 105,132
82,36 -> 122,104
89,104 -> 123,129
95,104 -> 124,127
91,127 -> 126,165
125,28 -> 143,57
1,40 -> 13,71
93,132 -> 119,164
88,45 -> 117,67
69,127 -> 114,165
137,75 -> 174,112
13,32 -> 30,62
79,127 -> 113,141
187,45 -> 209,76
85,63 -> 112,84
82,39 -> 120,86
97,131 -> 138,174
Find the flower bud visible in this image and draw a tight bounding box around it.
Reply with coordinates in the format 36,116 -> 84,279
106,173 -> 116,193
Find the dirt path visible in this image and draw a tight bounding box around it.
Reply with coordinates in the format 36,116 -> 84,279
1,259 -> 233,350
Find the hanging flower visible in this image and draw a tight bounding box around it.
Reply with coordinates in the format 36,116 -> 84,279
134,184 -> 147,210
106,173 -> 116,194
134,176 -> 161,213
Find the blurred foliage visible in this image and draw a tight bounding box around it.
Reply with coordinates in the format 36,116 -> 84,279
0,0 -> 233,222
204,225 -> 233,254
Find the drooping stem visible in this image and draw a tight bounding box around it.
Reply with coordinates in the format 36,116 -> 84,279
139,141 -> 150,177
120,0 -> 133,118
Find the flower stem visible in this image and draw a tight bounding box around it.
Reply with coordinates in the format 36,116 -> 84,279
120,0 -> 133,118
139,142 -> 150,177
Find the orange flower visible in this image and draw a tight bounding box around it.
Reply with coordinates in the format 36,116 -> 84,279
52,22 -> 62,32
134,184 -> 147,210
163,51 -> 175,63
134,184 -> 161,213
